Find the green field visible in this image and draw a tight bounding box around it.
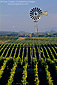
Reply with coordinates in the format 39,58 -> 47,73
0,36 -> 57,85
0,36 -> 57,44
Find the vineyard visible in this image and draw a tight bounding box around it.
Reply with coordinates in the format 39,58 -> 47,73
0,42 -> 57,85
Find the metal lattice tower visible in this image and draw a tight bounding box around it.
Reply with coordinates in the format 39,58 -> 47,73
34,21 -> 38,33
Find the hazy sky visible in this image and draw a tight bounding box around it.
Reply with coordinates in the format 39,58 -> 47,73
0,0 -> 57,32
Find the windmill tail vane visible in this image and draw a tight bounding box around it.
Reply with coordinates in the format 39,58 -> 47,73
41,11 -> 48,16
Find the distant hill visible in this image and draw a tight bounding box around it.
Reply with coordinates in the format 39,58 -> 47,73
0,31 -> 18,36
19,31 -> 26,33
0,31 -> 57,37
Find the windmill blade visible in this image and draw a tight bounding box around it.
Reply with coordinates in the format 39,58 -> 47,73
41,11 -> 48,16
37,15 -> 42,20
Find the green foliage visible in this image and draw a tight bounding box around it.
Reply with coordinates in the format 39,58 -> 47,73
0,43 -> 57,85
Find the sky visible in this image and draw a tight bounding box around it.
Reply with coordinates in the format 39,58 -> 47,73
0,0 -> 57,32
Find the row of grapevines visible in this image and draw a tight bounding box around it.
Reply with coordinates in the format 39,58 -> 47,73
21,55 -> 28,85
42,59 -> 54,85
33,57 -> 39,85
0,57 -> 13,78
7,57 -> 20,85
0,44 -> 10,57
5,44 -> 13,57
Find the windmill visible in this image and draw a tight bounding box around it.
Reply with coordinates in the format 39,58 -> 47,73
30,7 -> 48,66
